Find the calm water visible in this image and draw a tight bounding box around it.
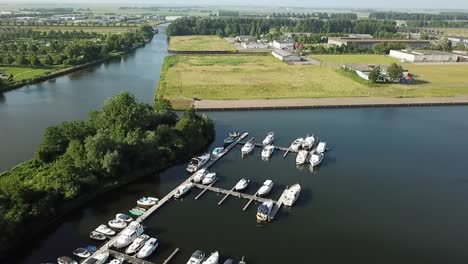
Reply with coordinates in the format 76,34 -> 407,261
1,26 -> 468,264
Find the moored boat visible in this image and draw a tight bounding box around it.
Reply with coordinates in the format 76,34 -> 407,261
174,183 -> 193,198
187,153 -> 211,173
202,172 -> 217,185
116,213 -> 133,223
193,168 -> 207,183
57,256 -> 77,264
94,225 -> 115,236
241,138 -> 255,155
283,184 -> 301,207
211,147 -> 224,158
82,251 -> 109,264
256,200 -> 274,222
126,234 -> 150,255
262,132 -> 275,146
72,248 -> 91,258
108,219 -> 127,229
187,250 -> 205,264
289,138 -> 304,151
108,257 -> 125,264
129,207 -> 146,217
316,142 -> 327,154
257,179 -> 274,196
114,221 -> 145,249
261,145 -> 275,159
137,197 -> 159,207
223,132 -> 240,146
295,150 -> 309,165
302,135 -> 315,150
309,152 -> 324,167
136,238 -> 159,259
201,251 -> 219,264
234,178 -> 250,191
89,231 -> 106,241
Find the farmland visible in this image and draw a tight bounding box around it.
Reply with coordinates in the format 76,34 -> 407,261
169,35 -> 236,52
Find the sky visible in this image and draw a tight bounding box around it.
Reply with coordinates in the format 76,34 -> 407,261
2,0 -> 468,10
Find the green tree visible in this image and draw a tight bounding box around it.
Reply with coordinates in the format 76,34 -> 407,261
387,63 -> 403,81
15,53 -> 28,65
3,53 -> 14,65
41,54 -> 53,66
368,66 -> 381,83
29,54 -> 41,66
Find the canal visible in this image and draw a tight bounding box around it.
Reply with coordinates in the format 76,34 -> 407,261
2,26 -> 468,264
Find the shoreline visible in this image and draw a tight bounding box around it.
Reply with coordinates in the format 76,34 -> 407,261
193,95 -> 468,111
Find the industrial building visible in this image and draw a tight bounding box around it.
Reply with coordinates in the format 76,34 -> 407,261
241,42 -> 269,49
389,49 -> 459,63
271,49 -> 301,62
272,40 -> 294,50
448,36 -> 468,48
328,37 -> 430,50
344,64 -> 409,81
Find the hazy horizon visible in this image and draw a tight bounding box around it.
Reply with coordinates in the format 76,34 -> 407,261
2,0 -> 468,10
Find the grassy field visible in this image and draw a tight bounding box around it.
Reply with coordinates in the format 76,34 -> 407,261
311,54 -> 400,66
425,28 -> 468,37
169,35 -> 236,52
1,66 -> 62,81
157,54 -> 468,107
0,25 -> 137,33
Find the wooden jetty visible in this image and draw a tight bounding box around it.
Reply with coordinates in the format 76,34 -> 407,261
192,183 -> 276,205
108,249 -> 156,264
237,140 -> 296,158
218,184 -> 238,205
162,248 -> 180,264
195,178 -> 219,200
242,189 -> 261,211
87,132 -> 249,261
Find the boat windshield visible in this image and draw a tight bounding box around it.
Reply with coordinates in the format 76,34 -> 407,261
192,251 -> 204,258
257,204 -> 270,214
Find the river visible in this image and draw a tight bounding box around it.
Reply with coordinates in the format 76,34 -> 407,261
2,26 -> 468,264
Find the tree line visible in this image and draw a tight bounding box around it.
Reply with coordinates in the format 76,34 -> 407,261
370,11 -> 468,21
0,92 -> 215,259
270,12 -> 357,20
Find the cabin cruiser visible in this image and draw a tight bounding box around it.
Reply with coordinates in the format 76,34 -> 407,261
82,251 -> 109,264
302,135 -> 315,150
202,251 -> 219,264
126,234 -> 150,255
234,178 -> 250,191
72,248 -> 91,258
283,184 -> 301,207
212,147 -> 224,158
115,213 -> 133,223
261,145 -> 275,159
310,152 -> 324,167
257,180 -> 274,196
187,153 -> 210,173
202,172 -> 217,185
108,257 -> 125,264
174,183 -> 193,198
57,256 -> 77,264
186,250 -> 205,264
193,168 -> 207,183
289,138 -> 304,151
241,139 -> 255,155
137,197 -> 159,207
223,260 -> 235,264
94,225 -> 115,236
256,200 -> 274,222
136,238 -> 159,259
295,150 -> 309,165
262,132 -> 275,146
316,142 -> 327,154
114,221 -> 145,248
89,231 -> 106,241
108,219 -> 127,229
223,132 -> 240,146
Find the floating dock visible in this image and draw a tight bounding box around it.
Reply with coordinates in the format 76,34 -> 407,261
237,140 -> 298,158
193,183 -> 276,204
108,249 -> 156,264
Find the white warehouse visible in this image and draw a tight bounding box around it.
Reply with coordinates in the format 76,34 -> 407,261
389,49 -> 459,63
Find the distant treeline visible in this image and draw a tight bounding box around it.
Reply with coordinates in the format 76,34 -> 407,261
18,8 -> 74,13
219,10 -> 240,17
407,20 -> 468,28
370,11 -> 468,21
271,12 -> 358,20
167,17 -> 396,37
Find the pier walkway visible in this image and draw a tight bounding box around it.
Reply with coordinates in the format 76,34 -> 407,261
192,183 -> 276,204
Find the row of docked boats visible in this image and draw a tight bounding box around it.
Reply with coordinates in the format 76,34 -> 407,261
256,183 -> 301,222
187,250 -> 247,264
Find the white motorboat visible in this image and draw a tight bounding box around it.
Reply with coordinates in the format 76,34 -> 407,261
257,180 -> 274,196
126,234 -> 150,255
94,225 -> 115,236
295,150 -> 309,165
261,145 -> 275,159
234,178 -> 250,191
193,168 -> 207,183
187,153 -> 210,173
211,147 -> 224,158
310,152 -> 324,167
256,200 -> 274,222
241,138 -> 255,155
316,142 -> 327,154
262,132 -> 275,146
186,250 -> 205,264
136,238 -> 159,259
174,183 -> 193,198
202,251 -> 219,264
137,197 -> 159,207
202,173 -> 217,185
82,251 -> 109,264
113,221 -> 145,248
115,213 -> 133,223
289,138 -> 304,151
72,248 -> 90,258
57,256 -> 78,264
108,257 -> 125,264
282,184 -> 301,207
89,231 -> 106,241
108,219 -> 127,229
302,135 -> 315,150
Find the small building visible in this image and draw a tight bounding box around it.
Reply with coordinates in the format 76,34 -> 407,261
241,42 -> 269,49
348,34 -> 373,39
344,64 -> 408,81
272,40 -> 294,50
236,35 -> 256,43
389,49 -> 459,63
328,37 -> 430,50
272,49 -> 301,62
447,36 -> 468,48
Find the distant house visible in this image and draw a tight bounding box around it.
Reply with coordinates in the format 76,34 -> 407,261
272,40 -> 294,50
389,49 -> 459,63
328,37 -> 430,50
344,64 -> 408,81
241,42 -> 269,49
236,35 -> 256,43
272,49 -> 301,62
